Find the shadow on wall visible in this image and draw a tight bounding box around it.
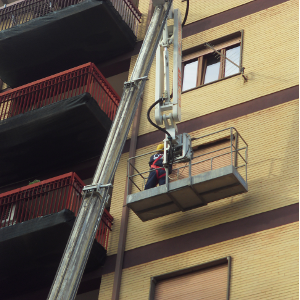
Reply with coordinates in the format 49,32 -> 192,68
106,71 -> 129,98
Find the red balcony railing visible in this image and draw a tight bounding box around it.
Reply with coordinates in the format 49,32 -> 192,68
0,0 -> 142,35
0,172 -> 113,250
0,62 -> 120,122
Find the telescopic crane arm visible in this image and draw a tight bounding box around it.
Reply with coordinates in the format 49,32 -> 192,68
152,1 -> 192,167
47,1 -> 174,299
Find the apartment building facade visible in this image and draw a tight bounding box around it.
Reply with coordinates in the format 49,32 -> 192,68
99,0 -> 299,299
0,0 -> 140,299
0,0 -> 298,300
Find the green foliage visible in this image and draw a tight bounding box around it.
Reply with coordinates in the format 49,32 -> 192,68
29,179 -> 40,185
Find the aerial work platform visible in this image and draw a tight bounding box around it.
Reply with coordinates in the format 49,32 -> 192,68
127,128 -> 248,221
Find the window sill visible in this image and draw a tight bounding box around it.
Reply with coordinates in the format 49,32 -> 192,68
182,72 -> 241,94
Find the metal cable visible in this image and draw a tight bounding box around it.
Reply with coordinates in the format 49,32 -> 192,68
146,98 -> 174,166
182,0 -> 189,27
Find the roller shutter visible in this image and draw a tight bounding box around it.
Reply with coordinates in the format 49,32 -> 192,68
154,263 -> 228,300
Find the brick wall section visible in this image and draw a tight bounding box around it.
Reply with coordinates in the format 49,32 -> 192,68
99,222 -> 299,299
136,0 -> 151,41
107,0 -> 299,256
173,0 -> 255,26
1,82 -> 8,90
129,0 -> 298,138
137,0 -> 255,41
107,99 -> 299,255
102,1 -> 299,298
106,152 -> 129,254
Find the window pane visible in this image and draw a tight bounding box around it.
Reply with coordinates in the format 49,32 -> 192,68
225,45 -> 240,77
204,55 -> 220,85
182,60 -> 198,91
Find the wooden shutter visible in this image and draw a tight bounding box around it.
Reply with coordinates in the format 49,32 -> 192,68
154,263 -> 228,300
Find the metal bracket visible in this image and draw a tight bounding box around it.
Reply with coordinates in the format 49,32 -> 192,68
82,183 -> 113,194
166,192 -> 184,211
241,68 -> 248,83
124,76 -> 148,89
187,186 -> 207,209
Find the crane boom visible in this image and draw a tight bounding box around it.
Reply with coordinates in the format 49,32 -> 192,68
47,1 -> 173,299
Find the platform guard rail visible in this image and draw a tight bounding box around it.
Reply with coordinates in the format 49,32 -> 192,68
0,0 -> 142,35
0,62 -> 120,122
0,172 -> 113,250
127,127 -> 248,196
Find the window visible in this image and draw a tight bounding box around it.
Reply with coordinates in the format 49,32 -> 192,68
182,32 -> 243,91
149,257 -> 232,300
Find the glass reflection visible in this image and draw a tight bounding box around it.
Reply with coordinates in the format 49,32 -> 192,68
182,60 -> 198,91
204,54 -> 220,84
225,45 -> 240,77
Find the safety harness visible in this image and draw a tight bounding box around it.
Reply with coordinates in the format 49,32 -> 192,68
150,155 -> 166,179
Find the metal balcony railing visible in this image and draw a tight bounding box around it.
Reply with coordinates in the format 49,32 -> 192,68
127,127 -> 248,195
0,62 -> 120,122
110,0 -> 142,35
0,172 -> 113,250
0,0 -> 142,35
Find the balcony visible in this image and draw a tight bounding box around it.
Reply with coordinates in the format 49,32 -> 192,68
0,62 -> 120,186
0,0 -> 142,87
0,172 -> 113,298
127,128 -> 248,221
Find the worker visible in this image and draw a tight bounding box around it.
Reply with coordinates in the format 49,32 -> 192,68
144,143 -> 171,190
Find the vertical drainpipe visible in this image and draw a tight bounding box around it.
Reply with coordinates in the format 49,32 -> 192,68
111,2 -> 154,300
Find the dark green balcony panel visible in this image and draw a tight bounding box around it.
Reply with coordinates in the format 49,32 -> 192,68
0,0 -> 137,87
0,92 -> 111,186
0,209 -> 106,299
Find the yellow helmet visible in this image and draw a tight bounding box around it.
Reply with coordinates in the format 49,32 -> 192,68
156,143 -> 164,151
